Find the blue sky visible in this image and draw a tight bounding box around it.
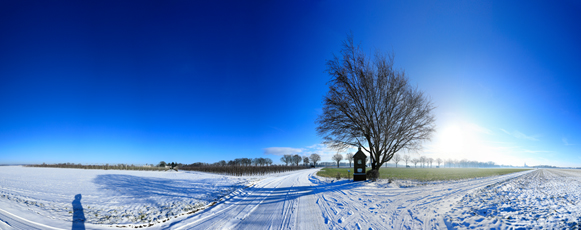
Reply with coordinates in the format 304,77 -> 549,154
1,1 -> 580,166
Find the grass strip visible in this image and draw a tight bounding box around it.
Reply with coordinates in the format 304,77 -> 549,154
317,167 -> 531,181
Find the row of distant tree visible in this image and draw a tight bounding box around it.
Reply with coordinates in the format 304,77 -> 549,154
159,158 -> 275,168
392,154 -> 500,168
280,154 -> 321,167
27,158 -> 309,176
27,163 -> 166,171
180,157 -> 308,176
180,164 -> 304,176
321,152 -> 501,168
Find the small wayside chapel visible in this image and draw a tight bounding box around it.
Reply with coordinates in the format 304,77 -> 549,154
353,147 -> 367,181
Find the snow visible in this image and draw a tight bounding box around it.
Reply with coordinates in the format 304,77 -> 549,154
1,166 -> 580,229
0,166 -> 252,228
445,169 -> 581,229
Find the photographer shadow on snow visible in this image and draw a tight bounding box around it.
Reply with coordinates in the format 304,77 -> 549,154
72,194 -> 86,230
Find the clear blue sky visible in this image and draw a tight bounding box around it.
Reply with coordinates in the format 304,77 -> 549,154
1,1 -> 580,166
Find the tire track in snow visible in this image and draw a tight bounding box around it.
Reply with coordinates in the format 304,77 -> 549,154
310,169 -> 533,229
169,169 -> 323,230
171,175 -> 283,230
0,207 -> 65,230
161,168 -> 534,229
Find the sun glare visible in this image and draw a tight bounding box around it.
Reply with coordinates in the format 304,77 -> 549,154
439,125 -> 465,154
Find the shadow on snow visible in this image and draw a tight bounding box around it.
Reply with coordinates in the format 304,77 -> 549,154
92,174 -> 243,202
72,194 -> 85,230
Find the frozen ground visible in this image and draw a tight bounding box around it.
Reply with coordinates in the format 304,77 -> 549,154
2,166 -> 579,229
445,169 -> 581,229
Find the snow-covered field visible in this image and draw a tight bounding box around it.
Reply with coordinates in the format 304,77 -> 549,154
1,166 -> 580,229
0,166 -> 254,229
445,169 -> 581,229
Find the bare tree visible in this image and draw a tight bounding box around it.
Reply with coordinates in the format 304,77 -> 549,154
332,153 -> 343,168
411,158 -> 419,168
345,153 -> 354,167
241,158 -> 252,166
309,154 -> 321,167
316,35 -> 436,172
393,153 -> 402,167
303,157 -> 309,166
403,154 -> 411,167
436,158 -> 442,167
281,155 -> 292,166
292,154 -> 302,166
428,158 -> 433,168
420,156 -> 426,168
265,158 -> 273,166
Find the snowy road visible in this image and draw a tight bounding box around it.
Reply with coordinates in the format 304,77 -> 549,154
161,168 -> 533,229
164,168 -> 327,230
0,167 -> 536,229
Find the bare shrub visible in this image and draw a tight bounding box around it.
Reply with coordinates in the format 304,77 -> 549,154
366,170 -> 379,182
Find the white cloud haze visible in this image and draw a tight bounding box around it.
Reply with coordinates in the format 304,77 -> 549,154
562,138 -> 574,146
263,147 -> 303,156
500,129 -> 539,141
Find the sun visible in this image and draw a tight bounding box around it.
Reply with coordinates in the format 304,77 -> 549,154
438,125 -> 466,154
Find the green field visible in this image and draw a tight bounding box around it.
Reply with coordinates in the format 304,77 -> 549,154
317,167 -> 531,181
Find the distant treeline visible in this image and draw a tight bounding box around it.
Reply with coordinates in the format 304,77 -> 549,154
26,158 -> 308,176
208,157 -> 274,167
442,159 -> 499,168
532,165 -> 557,168
179,158 -> 307,176
26,163 -> 166,171
180,164 -> 305,176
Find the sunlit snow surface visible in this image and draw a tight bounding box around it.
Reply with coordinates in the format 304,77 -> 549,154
0,166 -> 250,225
445,169 -> 581,229
1,166 -> 581,229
